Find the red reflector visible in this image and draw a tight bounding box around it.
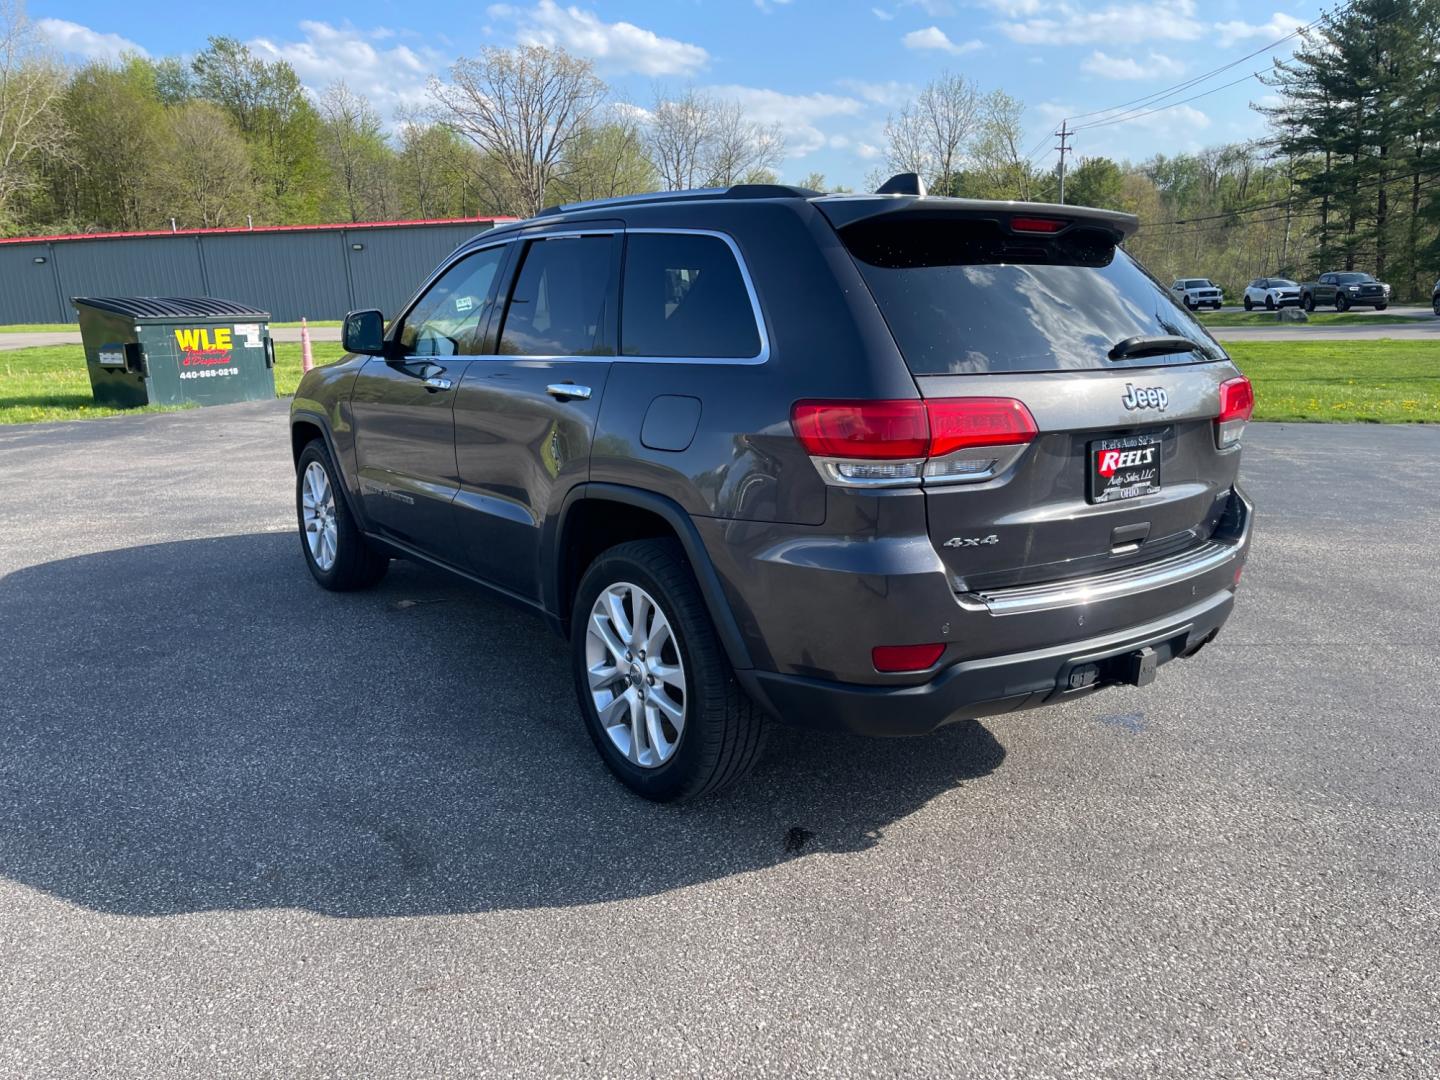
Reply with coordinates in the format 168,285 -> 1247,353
927,397 -> 1038,456
791,399 -> 929,459
1010,216 -> 1066,234
791,398 -> 1037,461
1218,376 -> 1255,422
873,643 -> 946,673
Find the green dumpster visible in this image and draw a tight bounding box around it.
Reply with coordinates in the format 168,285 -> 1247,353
73,297 -> 277,409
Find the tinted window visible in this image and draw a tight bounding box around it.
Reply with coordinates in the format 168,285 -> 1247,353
1334,272 -> 1374,284
844,216 -> 1222,375
1272,278 -> 1297,287
497,236 -> 615,357
400,246 -> 505,356
621,233 -> 761,358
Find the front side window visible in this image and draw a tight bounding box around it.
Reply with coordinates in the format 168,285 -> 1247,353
621,233 -> 761,358
497,236 -> 615,357
399,246 -> 506,357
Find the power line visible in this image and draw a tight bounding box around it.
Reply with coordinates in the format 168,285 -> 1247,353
1063,4 -> 1342,128
1071,69 -> 1268,133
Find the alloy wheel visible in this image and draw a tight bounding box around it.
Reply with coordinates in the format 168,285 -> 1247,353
585,581 -> 687,768
301,461 -> 338,571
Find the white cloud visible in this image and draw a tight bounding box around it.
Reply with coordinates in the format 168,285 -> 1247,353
871,7 -> 895,19
1214,12 -> 1306,46
902,26 -> 984,55
835,78 -> 917,108
705,85 -> 865,157
972,0 -> 1046,15
486,1 -> 708,76
248,22 -> 442,120
755,0 -> 795,10
1081,50 -> 1186,80
1000,0 -> 1205,45
35,18 -> 148,61
855,141 -> 882,159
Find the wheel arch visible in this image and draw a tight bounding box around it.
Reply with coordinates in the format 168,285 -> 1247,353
290,411 -> 367,530
548,484 -> 754,671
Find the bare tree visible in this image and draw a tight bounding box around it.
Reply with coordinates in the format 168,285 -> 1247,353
703,100 -> 784,187
645,89 -> 786,191
0,0 -> 68,231
151,101 -> 252,228
883,72 -> 982,195
553,103 -> 657,203
318,80 -> 388,222
969,89 -> 1031,200
645,88 -> 714,191
428,45 -> 606,217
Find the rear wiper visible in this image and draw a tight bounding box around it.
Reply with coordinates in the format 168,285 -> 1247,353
1108,335 -> 1210,361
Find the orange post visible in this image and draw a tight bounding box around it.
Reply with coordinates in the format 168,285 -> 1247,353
300,317 -> 314,373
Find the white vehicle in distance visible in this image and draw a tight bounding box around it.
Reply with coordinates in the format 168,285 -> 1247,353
1242,277 -> 1302,311
1170,278 -> 1224,310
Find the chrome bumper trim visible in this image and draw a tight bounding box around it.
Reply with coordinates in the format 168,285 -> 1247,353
959,494 -> 1251,616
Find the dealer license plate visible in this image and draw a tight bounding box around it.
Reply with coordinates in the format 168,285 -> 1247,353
1089,432 -> 1164,503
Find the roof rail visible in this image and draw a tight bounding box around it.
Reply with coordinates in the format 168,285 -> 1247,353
536,183 -> 819,218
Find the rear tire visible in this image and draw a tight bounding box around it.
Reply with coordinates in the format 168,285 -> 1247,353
1303,293 -> 1315,312
571,539 -> 766,802
1433,296 -> 1440,316
296,440 -> 389,591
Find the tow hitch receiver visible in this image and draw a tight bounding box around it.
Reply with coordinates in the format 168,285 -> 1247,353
1125,647 -> 1158,687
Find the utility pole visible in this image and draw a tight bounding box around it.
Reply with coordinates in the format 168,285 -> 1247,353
1056,120 -> 1072,204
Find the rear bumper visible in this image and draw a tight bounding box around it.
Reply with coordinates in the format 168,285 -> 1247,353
737,588 -> 1234,736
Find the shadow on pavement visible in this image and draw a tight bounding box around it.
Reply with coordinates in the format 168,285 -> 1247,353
0,533 -> 1004,917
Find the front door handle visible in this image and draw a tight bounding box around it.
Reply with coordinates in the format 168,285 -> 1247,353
546,383 -> 592,401
424,376 -> 453,391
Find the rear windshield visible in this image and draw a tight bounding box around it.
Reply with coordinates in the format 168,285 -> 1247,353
843,216 -> 1222,375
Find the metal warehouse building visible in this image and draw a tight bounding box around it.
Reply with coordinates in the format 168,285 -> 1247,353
0,217 -> 512,326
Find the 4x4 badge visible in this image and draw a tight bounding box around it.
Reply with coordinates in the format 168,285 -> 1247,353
943,534 -> 1000,549
1121,384 -> 1169,411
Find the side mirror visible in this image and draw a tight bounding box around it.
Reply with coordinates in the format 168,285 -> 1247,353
342,309 -> 386,355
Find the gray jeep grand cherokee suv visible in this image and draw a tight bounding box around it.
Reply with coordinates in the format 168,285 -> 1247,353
290,178 -> 1254,802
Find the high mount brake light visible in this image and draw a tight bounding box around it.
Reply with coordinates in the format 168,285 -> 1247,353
1215,376 -> 1254,449
791,398 -> 1038,486
1010,216 -> 1066,234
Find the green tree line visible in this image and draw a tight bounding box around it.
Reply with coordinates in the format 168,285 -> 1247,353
2,0 -> 1436,297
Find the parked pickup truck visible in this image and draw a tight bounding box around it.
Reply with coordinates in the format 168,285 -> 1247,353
1300,271 -> 1391,311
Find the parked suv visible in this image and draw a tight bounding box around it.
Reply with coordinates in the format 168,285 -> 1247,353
1169,278 -> 1224,310
290,180 -> 1254,801
1242,277 -> 1300,310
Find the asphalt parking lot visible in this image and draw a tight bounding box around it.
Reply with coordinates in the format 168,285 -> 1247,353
1,402 -> 1437,1078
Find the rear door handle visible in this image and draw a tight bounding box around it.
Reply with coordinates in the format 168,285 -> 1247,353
424,376 -> 452,391
546,383 -> 592,400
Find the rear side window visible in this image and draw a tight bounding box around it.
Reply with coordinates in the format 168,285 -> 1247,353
498,236 -> 615,357
843,216 -> 1221,375
621,232 -> 761,358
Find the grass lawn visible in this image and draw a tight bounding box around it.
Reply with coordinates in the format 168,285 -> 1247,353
1229,340 -> 1440,422
3,339 -> 1436,426
1199,310 -> 1427,328
0,341 -> 346,424
0,320 -> 342,333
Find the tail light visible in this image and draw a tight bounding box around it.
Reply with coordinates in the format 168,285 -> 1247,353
1216,376 -> 1254,449
873,643 -> 945,673
1010,216 -> 1066,234
791,397 -> 1037,487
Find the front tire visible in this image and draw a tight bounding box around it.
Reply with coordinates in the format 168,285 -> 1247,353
1376,303 -> 1388,311
1303,293 -> 1316,312
1265,295 -> 1276,311
1336,294 -> 1350,312
571,539 -> 766,802
1244,296 -> 1254,311
296,441 -> 389,591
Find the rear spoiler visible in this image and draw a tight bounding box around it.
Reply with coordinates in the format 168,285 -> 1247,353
813,195 -> 1139,240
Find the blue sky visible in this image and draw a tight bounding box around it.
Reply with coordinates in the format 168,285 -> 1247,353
34,0 -> 1321,189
